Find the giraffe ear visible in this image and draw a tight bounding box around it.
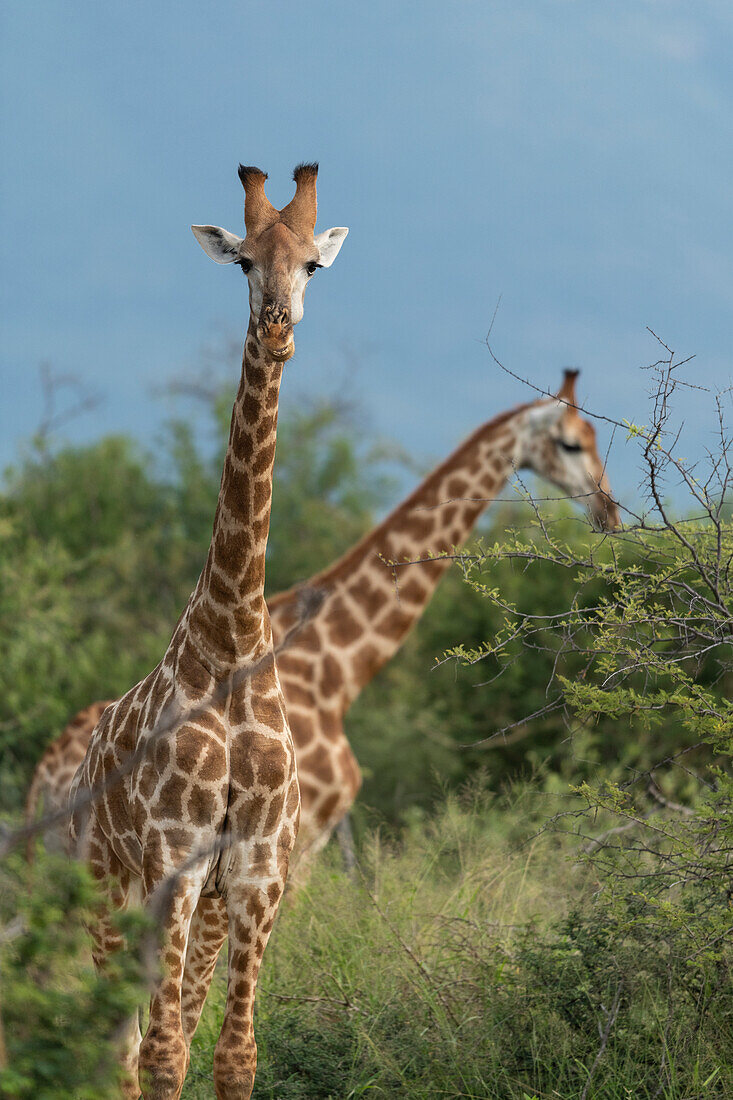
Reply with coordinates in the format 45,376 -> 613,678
314,227 -> 348,268
191,225 -> 243,264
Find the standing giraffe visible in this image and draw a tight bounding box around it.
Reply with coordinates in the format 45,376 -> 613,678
69,163 -> 348,1100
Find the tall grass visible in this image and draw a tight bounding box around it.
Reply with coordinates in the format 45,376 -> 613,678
185,786 -> 730,1099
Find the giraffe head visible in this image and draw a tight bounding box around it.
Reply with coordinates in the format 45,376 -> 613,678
516,370 -> 620,531
192,163 -> 348,362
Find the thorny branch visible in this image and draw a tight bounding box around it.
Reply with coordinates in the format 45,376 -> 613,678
579,981 -> 623,1100
34,364 -> 101,447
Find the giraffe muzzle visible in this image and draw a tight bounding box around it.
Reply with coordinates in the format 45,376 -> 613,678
261,334 -> 294,362
257,303 -> 294,361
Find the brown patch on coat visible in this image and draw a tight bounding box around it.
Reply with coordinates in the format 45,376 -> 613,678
176,647 -> 213,698
350,577 -> 389,618
327,603 -> 362,647
319,652 -> 342,698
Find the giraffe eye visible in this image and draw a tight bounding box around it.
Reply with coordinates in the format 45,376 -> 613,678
558,439 -> 583,454
305,261 -> 319,276
239,258 -> 252,274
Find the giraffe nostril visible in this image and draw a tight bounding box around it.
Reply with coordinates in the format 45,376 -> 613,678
263,304 -> 289,327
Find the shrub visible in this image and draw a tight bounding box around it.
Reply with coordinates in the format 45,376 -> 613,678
0,853 -> 148,1100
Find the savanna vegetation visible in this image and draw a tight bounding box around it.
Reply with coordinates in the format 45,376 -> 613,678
1,351 -> 731,1098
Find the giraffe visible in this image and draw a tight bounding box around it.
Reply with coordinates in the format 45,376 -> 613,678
32,370 -> 618,1043
68,162 -> 348,1100
25,700 -> 113,857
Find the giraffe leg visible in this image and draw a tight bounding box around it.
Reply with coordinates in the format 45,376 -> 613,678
287,821 -> 335,888
137,863 -> 206,1100
180,896 -> 228,1043
288,792 -> 356,889
212,877 -> 284,1100
288,738 -> 361,888
87,906 -> 143,1099
81,821 -> 143,1099
117,1012 -> 144,1100
335,813 -> 357,874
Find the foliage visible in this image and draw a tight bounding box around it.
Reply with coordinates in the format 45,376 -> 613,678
182,788 -> 730,1099
347,499 -> 716,826
442,342 -> 733,1096
0,853 -> 148,1100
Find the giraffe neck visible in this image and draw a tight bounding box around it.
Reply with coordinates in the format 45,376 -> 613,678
186,324 -> 283,671
270,403 -> 527,707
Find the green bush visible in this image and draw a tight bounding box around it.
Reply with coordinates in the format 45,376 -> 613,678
439,356 -> 733,1097
0,853 -> 148,1100
180,787 -> 729,1099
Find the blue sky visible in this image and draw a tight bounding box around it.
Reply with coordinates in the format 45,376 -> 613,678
2,1 -> 733,501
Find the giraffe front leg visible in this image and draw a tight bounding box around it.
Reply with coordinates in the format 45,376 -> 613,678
335,813 -> 357,874
180,896 -> 228,1043
137,861 -> 206,1100
288,781 -> 357,889
80,817 -> 143,1099
88,903 -> 143,1100
287,819 -> 335,888
213,874 -> 286,1100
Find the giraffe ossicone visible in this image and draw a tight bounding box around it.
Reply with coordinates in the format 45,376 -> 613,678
68,162 -> 348,1100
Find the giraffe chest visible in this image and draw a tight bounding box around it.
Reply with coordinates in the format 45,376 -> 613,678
85,682 -> 295,880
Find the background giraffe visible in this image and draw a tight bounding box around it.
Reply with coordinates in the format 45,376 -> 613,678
29,371 -> 618,870
69,163 -> 348,1100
